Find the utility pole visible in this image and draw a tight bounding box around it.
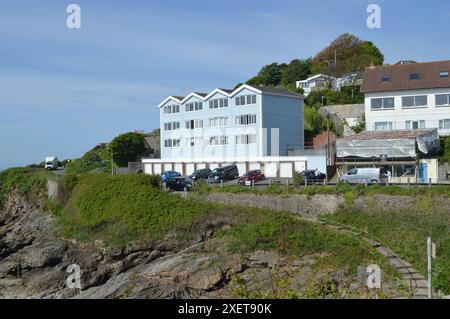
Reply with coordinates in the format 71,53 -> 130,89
327,114 -> 330,168
111,146 -> 114,176
427,236 -> 433,299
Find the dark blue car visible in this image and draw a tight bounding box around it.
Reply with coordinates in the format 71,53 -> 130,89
161,170 -> 181,182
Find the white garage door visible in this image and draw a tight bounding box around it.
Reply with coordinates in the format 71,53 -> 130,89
264,163 -> 277,178
163,163 -> 172,172
236,163 -> 246,176
196,163 -> 206,170
249,162 -> 260,170
185,163 -> 195,176
153,164 -> 162,175
280,162 -> 293,178
144,164 -> 152,175
295,161 -> 306,173
174,163 -> 183,175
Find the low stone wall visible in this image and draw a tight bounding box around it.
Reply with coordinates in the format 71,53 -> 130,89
191,193 -> 344,218
189,192 -> 450,217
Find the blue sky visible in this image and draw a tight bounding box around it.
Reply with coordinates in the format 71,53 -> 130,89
1,0 -> 449,169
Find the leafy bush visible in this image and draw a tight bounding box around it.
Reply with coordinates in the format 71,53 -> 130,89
110,132 -> 147,167
57,174 -> 215,244
293,171 -> 304,187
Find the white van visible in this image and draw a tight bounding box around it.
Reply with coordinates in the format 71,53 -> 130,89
45,157 -> 58,170
339,167 -> 387,185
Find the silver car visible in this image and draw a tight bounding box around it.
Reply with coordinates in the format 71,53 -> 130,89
339,167 -> 386,185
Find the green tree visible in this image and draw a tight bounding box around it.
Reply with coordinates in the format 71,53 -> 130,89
110,132 -> 147,167
304,105 -> 324,134
281,58 -> 312,86
312,33 -> 384,77
247,63 -> 287,86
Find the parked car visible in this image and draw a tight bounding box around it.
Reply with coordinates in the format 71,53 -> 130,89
208,164 -> 239,183
161,170 -> 181,182
238,170 -> 265,185
166,177 -> 193,192
301,169 -> 327,184
339,167 -> 387,185
189,168 -> 212,181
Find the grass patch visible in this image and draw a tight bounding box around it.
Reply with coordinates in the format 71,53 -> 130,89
0,167 -> 48,207
325,205 -> 450,294
53,174 -> 389,277
194,181 -> 450,198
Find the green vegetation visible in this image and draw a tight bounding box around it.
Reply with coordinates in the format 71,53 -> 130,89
305,86 -> 364,108
325,206 -> 450,294
439,136 -> 450,165
243,33 -> 383,93
0,167 -> 48,207
194,182 -> 450,198
110,132 -> 147,167
50,174 -> 386,275
65,143 -> 112,174
311,33 -> 384,77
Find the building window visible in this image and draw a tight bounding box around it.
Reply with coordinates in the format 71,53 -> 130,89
236,114 -> 257,125
371,98 -> 395,110
209,136 -> 228,146
440,71 -> 449,78
235,134 -> 257,145
409,73 -> 420,80
436,94 -> 450,106
164,139 -> 180,148
185,119 -> 203,129
163,121 -> 180,131
235,94 -> 257,106
382,75 -> 391,82
209,117 -> 228,128
185,101 -> 203,112
402,95 -> 428,108
186,137 -> 202,147
374,122 -> 393,131
439,119 -> 450,129
163,104 -> 180,114
405,120 -> 425,130
209,98 -> 228,109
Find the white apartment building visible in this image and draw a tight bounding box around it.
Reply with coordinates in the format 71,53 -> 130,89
361,60 -> 450,136
142,84 -> 328,178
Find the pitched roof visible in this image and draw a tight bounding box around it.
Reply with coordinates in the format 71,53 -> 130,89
360,60 -> 450,93
339,129 -> 437,141
246,85 -> 304,98
158,84 -> 303,107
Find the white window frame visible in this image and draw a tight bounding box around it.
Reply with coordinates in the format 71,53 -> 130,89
436,94 -> 450,107
371,97 -> 395,110
402,95 -> 428,109
373,121 -> 393,131
439,119 -> 450,129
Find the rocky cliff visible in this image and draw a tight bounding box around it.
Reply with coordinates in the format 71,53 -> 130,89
0,191 -> 352,299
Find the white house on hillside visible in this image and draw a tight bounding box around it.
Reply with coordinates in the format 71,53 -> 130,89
361,60 -> 450,136
295,74 -> 336,96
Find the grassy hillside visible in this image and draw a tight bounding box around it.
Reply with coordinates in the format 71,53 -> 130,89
0,167 -> 48,207
325,204 -> 450,294
51,174 -> 390,273
64,143 -> 112,174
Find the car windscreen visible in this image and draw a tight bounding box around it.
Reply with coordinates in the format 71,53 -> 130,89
212,168 -> 223,174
